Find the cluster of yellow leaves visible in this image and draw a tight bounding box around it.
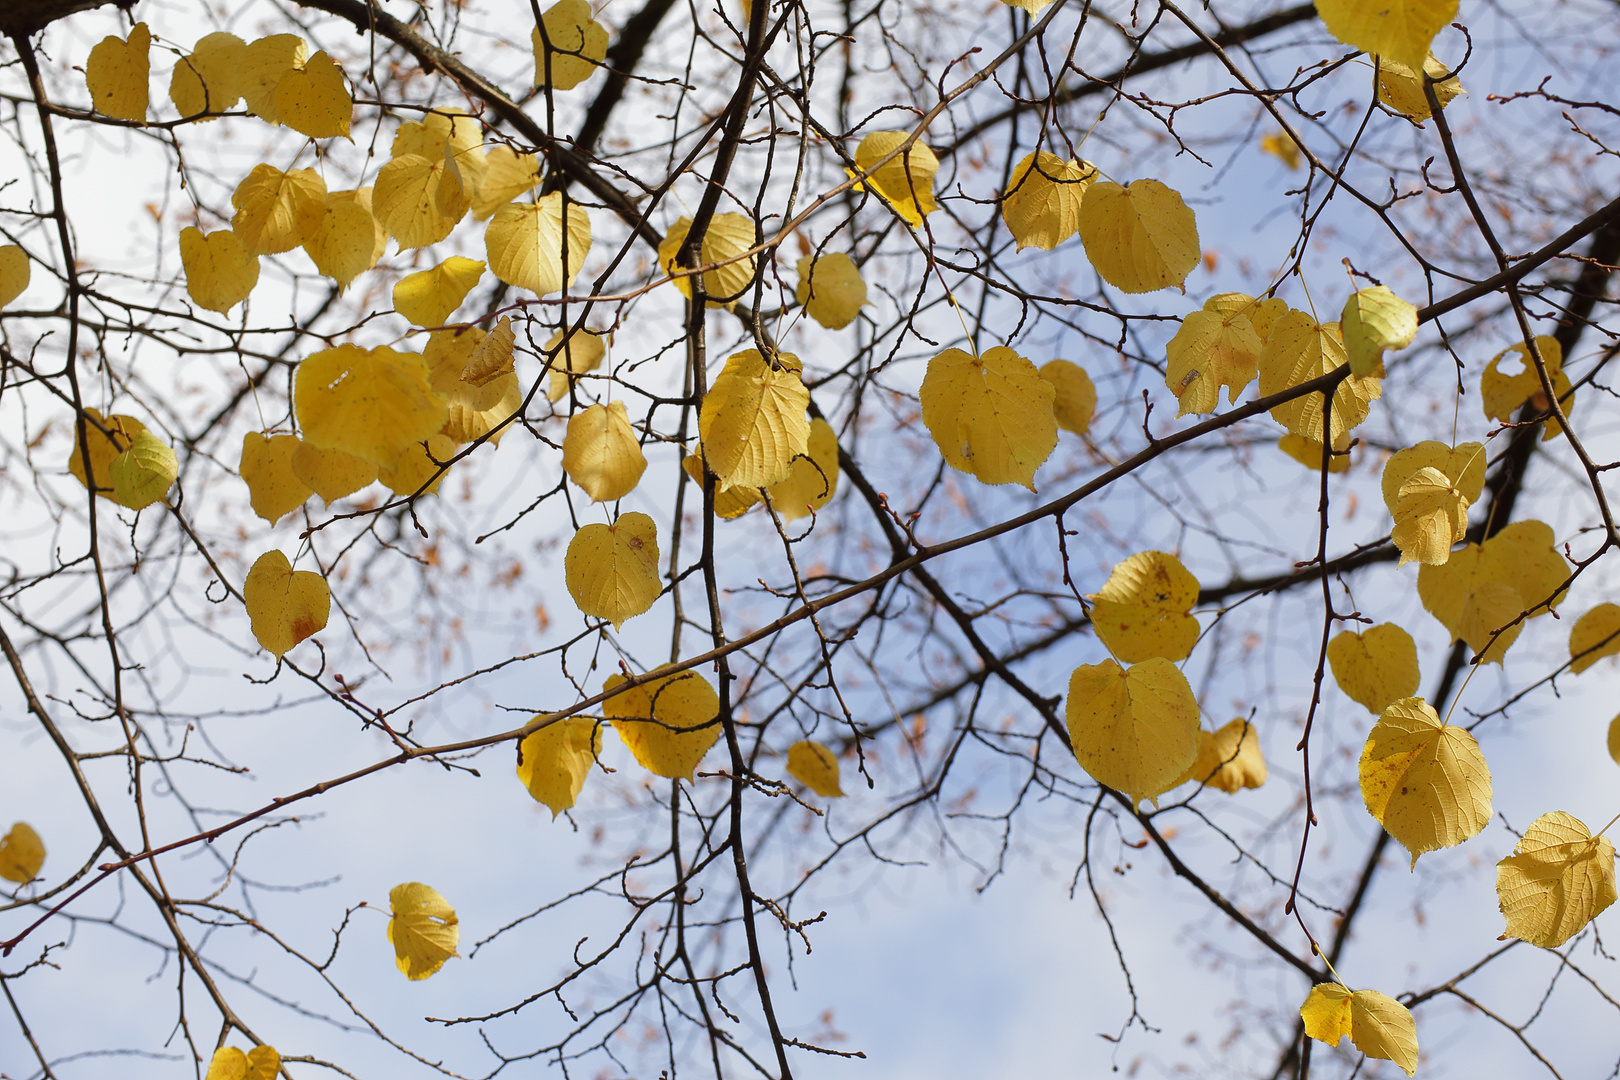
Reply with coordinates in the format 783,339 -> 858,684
658,213 -> 757,307
919,345 -> 1057,490
1315,0 -> 1458,74
243,550 -> 330,659
853,132 -> 939,227
67,409 -> 176,510
786,741 -> 844,797
387,882 -> 459,979
1327,623 -> 1420,714
1299,981 -> 1419,1077
1482,336 -> 1574,440
1382,441 -> 1482,567
1378,54 -> 1464,121
683,415 -> 840,522
1164,293 -> 1280,416
604,670 -> 721,780
1495,811 -> 1617,949
532,0 -> 609,91
1,244 -> 31,308
1569,603 -> 1620,674
0,822 -> 45,884
204,1045 -> 280,1080
565,512 -> 660,628
796,253 -> 867,330
517,717 -> 602,817
1259,307 -> 1382,444
1360,697 -> 1491,866
1066,657 -> 1200,809
1001,151 -> 1095,251
1088,551 -> 1200,664
1417,520 -> 1567,664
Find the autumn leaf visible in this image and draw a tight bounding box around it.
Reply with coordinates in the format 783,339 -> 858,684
1001,151 -> 1094,251
486,194 -> 592,297
67,409 -> 147,501
786,741 -> 844,797
1257,309 -> 1381,443
374,154 -> 469,250
1065,657 -> 1200,809
1077,179 -> 1200,294
699,349 -> 810,491
393,256 -> 486,327
919,345 -> 1057,490
240,34 -> 307,124
108,429 -> 177,510
1327,623 -> 1420,714
387,882 -> 459,980
1359,696 -> 1492,866
0,245 -> 29,308
204,1045 -> 280,1080
545,326 -> 606,403
1315,0 -> 1457,74
1299,982 -> 1419,1077
240,432 -> 312,524
232,165 -> 327,255
565,512 -> 660,628
273,50 -> 351,139
517,717 -> 602,818
605,669 -> 721,781
1380,441 -> 1485,515
795,252 -> 867,329
658,213 -> 757,307
1390,465 -> 1468,566
1496,811 -> 1617,949
472,145 -> 542,220
302,193 -> 380,288
1418,521 -> 1567,664
1341,286 -> 1417,378
1088,551 -> 1201,664
1165,293 -> 1265,415
85,23 -> 150,122
1278,431 -> 1351,473
532,0 -> 609,91
1482,336 -> 1573,441
853,131 -> 939,227
766,416 -> 840,521
1259,131 -> 1301,170
379,433 -> 456,497
243,550 -> 330,659
1175,718 -> 1266,793
169,32 -> 246,119
294,343 -> 448,466
459,316 -> 516,387
292,440 -> 378,505
179,227 -> 259,314
563,402 -> 647,502
1039,359 -> 1096,435
0,822 -> 45,884
683,450 -> 760,518
1569,603 -> 1620,674
1378,53 -> 1464,121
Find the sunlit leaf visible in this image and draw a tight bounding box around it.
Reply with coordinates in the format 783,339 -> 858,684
1078,179 -> 1200,294
273,50 -> 351,139
459,316 -> 516,387
179,227 -> 260,314
1390,466 -> 1468,566
1300,982 -> 1418,1077
766,416 -> 840,521
203,1045 -> 280,1080
378,433 -> 456,497
657,213 -> 756,307
1257,309 -> 1381,443
1260,131 -> 1301,170
1174,717 -> 1267,793
85,22 -> 150,122
1278,431 -> 1351,473
517,717 -> 602,818
919,345 -> 1057,490
240,34 -> 307,124
291,440 -> 377,505
1066,657 -> 1200,809
699,349 -> 810,491
786,741 -> 844,797
1482,336 -> 1573,441
472,145 -> 542,221
1341,285 -> 1417,378
1496,811 -> 1617,949
108,430 -> 176,510
387,882 -> 458,980
0,245 -> 29,308
232,164 -> 327,255
604,669 -> 721,781
532,0 -> 610,91
301,194 -> 379,288
240,432 -> 312,524
393,256 -> 486,327
1001,151 -> 1094,251
795,252 -> 867,329
853,131 -> 939,227
1378,53 -> 1464,121
565,512 -> 660,628
68,409 -> 147,501
1380,441 -> 1485,515
373,154 -> 469,250
486,194 -> 592,297
563,402 -> 647,502
294,344 -> 448,467
169,32 -> 246,119
682,450 -> 760,519
1088,551 -> 1201,664
1570,603 -> 1620,674
545,326 -> 606,403
1165,293 -> 1264,415
1315,0 -> 1457,74
1327,623 -> 1420,714
1359,696 -> 1491,866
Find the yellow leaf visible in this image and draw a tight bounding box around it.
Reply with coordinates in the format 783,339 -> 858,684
0,823 -> 45,884
179,227 -> 260,314
1175,717 -> 1266,793
240,432 -> 312,524
853,131 -> 939,227
1497,810 -> 1617,949
1378,53 -> 1464,121
1341,286 -> 1418,378
532,0 -> 610,91
424,325 -> 487,391
393,108 -> 485,167
699,349 -> 811,491
473,145 -> 542,220
373,154 -> 468,250
786,741 -> 844,797
85,22 -> 150,122
1380,440 -> 1485,515
605,669 -> 721,781
517,717 -> 602,817
1001,151 -> 1094,251
294,344 -> 448,466
291,439 -> 377,505
393,256 -> 486,327
999,0 -> 1055,13
459,315 -> 516,387
564,402 -> 646,502
1482,336 -> 1573,440
1390,465 -> 1468,566
486,194 -> 592,297
68,409 -> 147,500
273,50 -> 351,139
231,164 -> 327,255
795,252 -> 866,329
1490,519 -> 1570,614
1610,714 -> 1620,766
302,193 -> 380,288
1417,544 -> 1524,664
1327,623 -> 1420,714
1258,310 -> 1381,442
1570,603 -> 1620,674
1164,293 -> 1264,415
766,415 -> 840,521
1360,696 -> 1491,866
1077,179 -> 1200,294
1278,431 -> 1351,473
203,1045 -> 280,1080
919,345 -> 1057,490
243,550 -> 330,659
109,429 -> 176,510
545,326 -> 606,403
682,450 -> 760,518
1039,359 -> 1097,435
1248,296 -> 1290,343
240,34 -> 307,124
1066,657 -> 1200,809
444,372 -> 521,446
379,433 -> 456,497
1259,131 -> 1302,170
566,512 -> 660,628
168,32 -> 246,119
1088,551 -> 1201,664
1315,0 -> 1457,74
387,882 -> 459,980
1300,982 -> 1419,1077
657,213 -> 757,307
0,244 -> 29,308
